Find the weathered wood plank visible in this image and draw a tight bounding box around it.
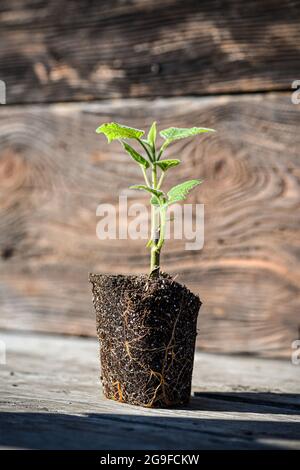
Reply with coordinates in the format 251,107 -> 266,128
0,95 -> 299,357
0,0 -> 299,103
0,332 -> 299,450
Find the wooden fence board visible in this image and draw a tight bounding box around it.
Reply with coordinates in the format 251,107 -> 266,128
0,94 -> 299,357
0,0 -> 299,103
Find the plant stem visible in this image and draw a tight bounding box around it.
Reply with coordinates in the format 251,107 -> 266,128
157,140 -> 169,160
150,245 -> 160,276
137,138 -> 153,162
156,207 -> 166,251
149,159 -> 161,277
157,172 -> 164,189
141,166 -> 150,187
150,206 -> 166,277
151,165 -> 157,188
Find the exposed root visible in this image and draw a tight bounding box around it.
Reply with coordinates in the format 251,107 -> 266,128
112,381 -> 124,402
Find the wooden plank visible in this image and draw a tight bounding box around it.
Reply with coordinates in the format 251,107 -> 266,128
0,331 -> 299,450
0,0 -> 300,103
0,94 -> 299,357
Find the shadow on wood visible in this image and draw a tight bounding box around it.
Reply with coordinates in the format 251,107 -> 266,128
192,392 -> 300,415
0,404 -> 300,450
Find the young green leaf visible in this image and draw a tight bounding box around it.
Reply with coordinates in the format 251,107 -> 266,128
147,121 -> 157,148
167,179 -> 202,205
122,142 -> 149,169
129,185 -> 164,199
96,122 -> 144,142
156,159 -> 181,172
150,195 -> 161,206
160,127 -> 215,143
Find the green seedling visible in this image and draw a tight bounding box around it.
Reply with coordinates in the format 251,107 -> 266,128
96,121 -> 215,277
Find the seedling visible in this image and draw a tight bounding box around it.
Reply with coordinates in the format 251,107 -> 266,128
96,122 -> 215,277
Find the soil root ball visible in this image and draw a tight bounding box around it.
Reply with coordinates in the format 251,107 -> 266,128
90,273 -> 201,408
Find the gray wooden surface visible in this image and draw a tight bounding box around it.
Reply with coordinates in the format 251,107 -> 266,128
0,331 -> 299,450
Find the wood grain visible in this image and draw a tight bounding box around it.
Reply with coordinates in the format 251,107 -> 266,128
0,331 -> 299,450
0,94 -> 299,357
0,0 -> 300,103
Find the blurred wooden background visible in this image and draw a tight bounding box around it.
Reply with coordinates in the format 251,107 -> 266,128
0,0 -> 299,357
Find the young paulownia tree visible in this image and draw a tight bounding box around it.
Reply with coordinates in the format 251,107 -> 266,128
91,121 -> 215,408
96,122 -> 215,276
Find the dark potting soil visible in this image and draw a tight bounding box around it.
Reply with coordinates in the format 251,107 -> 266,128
89,273 -> 201,408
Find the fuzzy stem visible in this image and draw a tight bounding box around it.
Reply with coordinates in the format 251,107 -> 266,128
156,207 -> 166,251
157,140 -> 169,160
157,171 -> 165,189
149,160 -> 160,277
141,166 -> 150,187
150,246 -> 160,276
150,207 -> 166,277
152,165 -> 157,188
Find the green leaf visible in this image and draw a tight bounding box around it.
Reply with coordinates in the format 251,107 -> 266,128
147,121 -> 157,148
129,185 -> 164,199
160,127 -> 215,143
150,195 -> 161,206
122,142 -> 149,169
167,179 -> 202,205
156,159 -> 181,172
96,122 -> 144,142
